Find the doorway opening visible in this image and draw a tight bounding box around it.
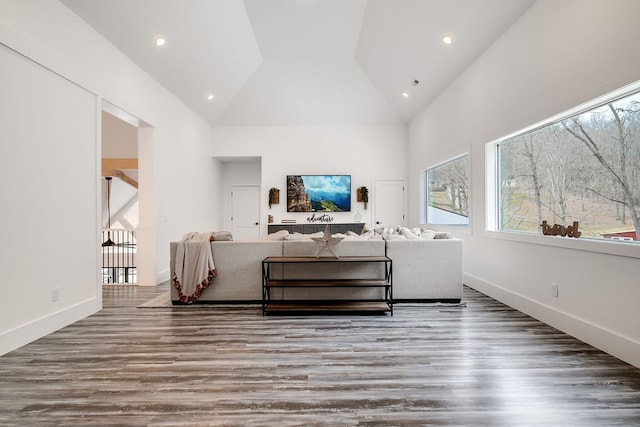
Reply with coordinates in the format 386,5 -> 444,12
101,101 -> 154,285
216,157 -> 262,237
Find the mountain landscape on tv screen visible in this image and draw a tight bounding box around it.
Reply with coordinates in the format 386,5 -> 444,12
307,189 -> 350,212
287,175 -> 350,212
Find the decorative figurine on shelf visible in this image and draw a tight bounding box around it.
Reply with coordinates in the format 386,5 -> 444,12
311,225 -> 344,258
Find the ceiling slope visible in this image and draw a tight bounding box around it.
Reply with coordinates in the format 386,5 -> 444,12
61,0 -> 263,124
244,0 -> 367,60
62,0 -> 536,126
217,59 -> 403,126
356,0 -> 536,122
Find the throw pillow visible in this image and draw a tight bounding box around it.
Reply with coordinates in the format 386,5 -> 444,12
420,230 -> 436,240
434,232 -> 452,239
211,231 -> 233,241
382,233 -> 406,240
358,229 -> 376,240
264,230 -> 290,240
399,227 -> 419,239
285,233 -> 308,240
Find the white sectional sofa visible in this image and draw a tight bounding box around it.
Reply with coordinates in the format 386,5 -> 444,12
169,229 -> 463,304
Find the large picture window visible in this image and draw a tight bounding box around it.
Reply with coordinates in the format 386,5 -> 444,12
497,88 -> 640,243
425,154 -> 469,226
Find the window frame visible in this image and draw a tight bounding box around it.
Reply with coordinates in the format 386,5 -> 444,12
486,81 -> 640,259
421,150 -> 471,233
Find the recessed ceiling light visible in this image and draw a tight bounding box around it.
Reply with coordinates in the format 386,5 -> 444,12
207,94 -> 215,101
155,37 -> 166,47
443,35 -> 453,45
401,92 -> 409,98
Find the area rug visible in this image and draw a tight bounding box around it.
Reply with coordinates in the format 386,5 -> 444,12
137,291 -> 172,307
138,292 -> 467,309
137,292 -> 219,308
137,292 -> 258,309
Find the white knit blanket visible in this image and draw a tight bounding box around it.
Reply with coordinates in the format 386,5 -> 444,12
173,232 -> 216,303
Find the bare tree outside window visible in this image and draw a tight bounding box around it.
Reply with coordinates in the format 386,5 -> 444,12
425,154 -> 469,226
498,89 -> 640,243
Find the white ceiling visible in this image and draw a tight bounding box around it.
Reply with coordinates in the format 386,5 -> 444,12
61,0 -> 535,126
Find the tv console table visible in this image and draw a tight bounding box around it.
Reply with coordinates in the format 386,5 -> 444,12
261,256 -> 392,315
268,222 -> 365,235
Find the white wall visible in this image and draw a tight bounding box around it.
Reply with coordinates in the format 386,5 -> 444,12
212,125 -> 408,234
0,0 -> 217,354
0,43 -> 99,355
102,111 -> 138,158
151,112 -> 219,283
408,0 -> 640,368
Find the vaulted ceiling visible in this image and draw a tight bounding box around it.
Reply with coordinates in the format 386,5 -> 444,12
61,0 -> 535,126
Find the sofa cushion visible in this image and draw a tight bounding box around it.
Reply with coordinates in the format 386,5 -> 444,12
351,230 -> 383,240
262,229 -> 290,240
420,229 -> 436,240
383,233 -> 406,240
399,227 -> 418,239
284,232 -> 312,240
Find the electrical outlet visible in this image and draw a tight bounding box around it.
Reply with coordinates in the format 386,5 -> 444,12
551,283 -> 559,298
51,288 -> 60,302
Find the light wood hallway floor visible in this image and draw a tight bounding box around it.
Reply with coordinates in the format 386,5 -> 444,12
1,284 -> 639,426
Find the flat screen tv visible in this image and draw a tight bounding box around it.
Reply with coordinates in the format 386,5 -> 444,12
287,175 -> 351,212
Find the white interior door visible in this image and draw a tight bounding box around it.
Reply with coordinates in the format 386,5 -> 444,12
373,179 -> 405,228
231,185 -> 260,240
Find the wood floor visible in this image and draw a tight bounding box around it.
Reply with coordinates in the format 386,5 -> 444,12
1,284 -> 639,426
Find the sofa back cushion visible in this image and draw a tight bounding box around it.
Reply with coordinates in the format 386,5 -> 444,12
280,239 -> 387,300
282,240 -> 386,280
169,240 -> 283,301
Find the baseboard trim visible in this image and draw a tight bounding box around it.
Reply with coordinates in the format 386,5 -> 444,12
0,297 -> 101,356
156,269 -> 170,285
464,273 -> 640,369
172,299 -> 263,305
394,298 -> 462,304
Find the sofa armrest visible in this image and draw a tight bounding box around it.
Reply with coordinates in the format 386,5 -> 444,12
385,239 -> 463,301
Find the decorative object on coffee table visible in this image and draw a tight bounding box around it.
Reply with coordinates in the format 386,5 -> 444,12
268,187 -> 280,209
357,186 -> 368,210
311,225 -> 344,258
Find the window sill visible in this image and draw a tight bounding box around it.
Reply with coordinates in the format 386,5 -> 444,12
483,230 -> 640,260
422,223 -> 472,237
